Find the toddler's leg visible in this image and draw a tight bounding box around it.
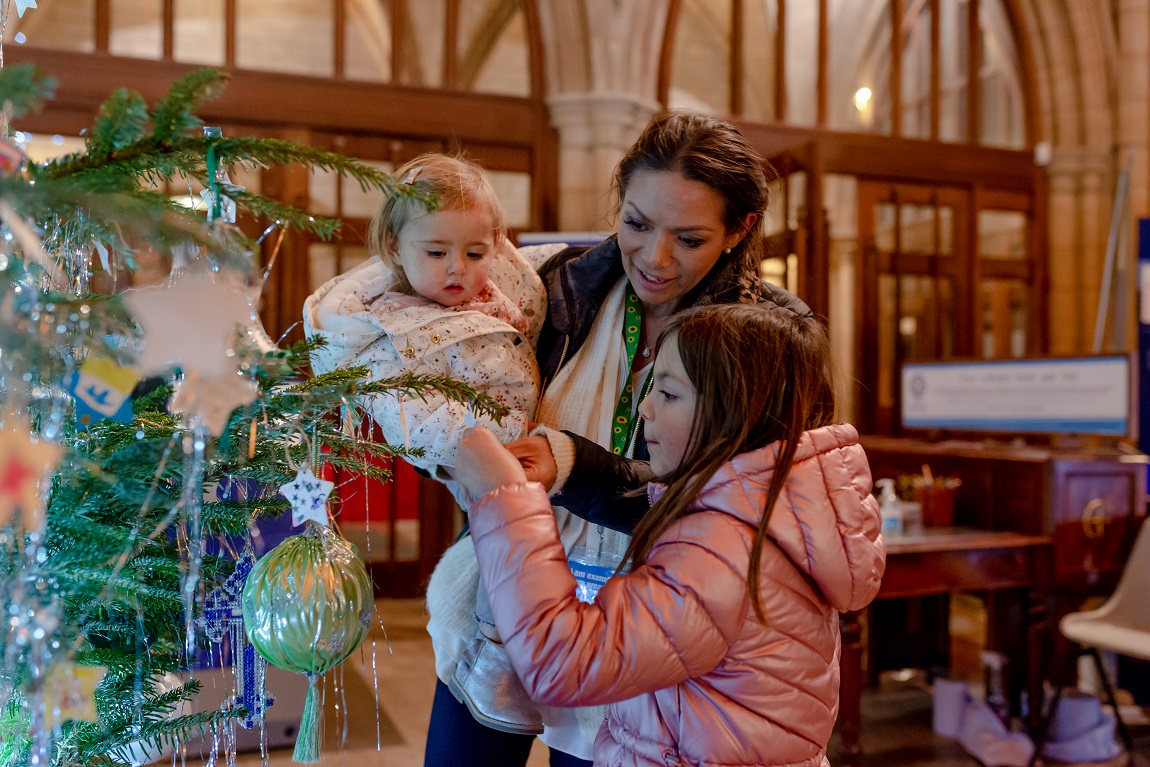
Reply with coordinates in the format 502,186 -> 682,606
474,575 -> 501,643
451,575 -> 542,735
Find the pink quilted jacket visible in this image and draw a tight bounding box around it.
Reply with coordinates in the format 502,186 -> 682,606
468,423 -> 886,767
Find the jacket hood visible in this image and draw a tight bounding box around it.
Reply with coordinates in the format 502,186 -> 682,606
649,423 -> 885,612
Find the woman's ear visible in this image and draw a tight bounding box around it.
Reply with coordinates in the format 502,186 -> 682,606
725,212 -> 760,251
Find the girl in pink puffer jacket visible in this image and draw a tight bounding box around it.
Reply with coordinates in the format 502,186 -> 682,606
454,303 -> 887,767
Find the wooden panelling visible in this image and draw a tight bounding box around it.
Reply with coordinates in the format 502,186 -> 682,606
1053,463 -> 1145,588
734,120 -> 1036,190
891,0 -> 902,137
929,0 -> 940,140
657,0 -> 683,108
730,0 -> 743,116
9,49 -> 550,149
775,0 -> 786,122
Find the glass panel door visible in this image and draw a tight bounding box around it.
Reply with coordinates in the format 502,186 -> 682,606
857,182 -> 969,433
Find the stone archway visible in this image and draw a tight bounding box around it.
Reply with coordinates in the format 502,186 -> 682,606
1014,0 -> 1139,353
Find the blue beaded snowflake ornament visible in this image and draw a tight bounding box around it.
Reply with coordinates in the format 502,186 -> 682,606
201,545 -> 274,729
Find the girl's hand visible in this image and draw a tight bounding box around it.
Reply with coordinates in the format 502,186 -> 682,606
505,436 -> 558,490
456,427 -> 529,500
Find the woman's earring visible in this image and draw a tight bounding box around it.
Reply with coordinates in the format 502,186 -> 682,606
724,247 -> 732,254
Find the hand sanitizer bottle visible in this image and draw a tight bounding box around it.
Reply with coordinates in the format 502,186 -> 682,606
876,478 -> 903,536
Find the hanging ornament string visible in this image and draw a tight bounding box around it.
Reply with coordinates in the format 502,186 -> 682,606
609,284 -> 653,456
179,414 -> 210,660
200,545 -> 273,731
204,129 -> 223,223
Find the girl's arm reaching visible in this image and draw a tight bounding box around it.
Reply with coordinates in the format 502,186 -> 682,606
455,428 -> 743,707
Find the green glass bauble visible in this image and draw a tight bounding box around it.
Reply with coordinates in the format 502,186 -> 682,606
241,523 -> 374,675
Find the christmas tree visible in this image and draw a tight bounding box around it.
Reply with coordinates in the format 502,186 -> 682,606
0,65 -> 504,766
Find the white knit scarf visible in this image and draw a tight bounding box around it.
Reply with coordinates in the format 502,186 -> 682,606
536,276 -> 638,560
533,276 -> 643,759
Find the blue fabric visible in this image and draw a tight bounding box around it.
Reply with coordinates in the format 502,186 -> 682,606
549,748 -> 594,767
424,680 -> 593,767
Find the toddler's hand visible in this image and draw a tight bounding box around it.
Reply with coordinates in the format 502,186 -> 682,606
456,427 -> 529,500
505,436 -> 558,489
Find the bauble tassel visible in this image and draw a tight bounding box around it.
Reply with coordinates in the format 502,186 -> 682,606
292,672 -> 321,764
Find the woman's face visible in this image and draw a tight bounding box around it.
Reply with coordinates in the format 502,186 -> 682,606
617,169 -> 751,315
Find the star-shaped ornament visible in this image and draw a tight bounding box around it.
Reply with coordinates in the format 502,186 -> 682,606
123,269 -> 252,381
280,463 -> 333,528
170,369 -> 258,436
0,413 -> 63,529
41,662 -> 107,729
14,0 -> 36,18
214,267 -> 281,357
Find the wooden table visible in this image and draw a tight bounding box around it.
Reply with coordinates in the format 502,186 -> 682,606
837,528 -> 1053,767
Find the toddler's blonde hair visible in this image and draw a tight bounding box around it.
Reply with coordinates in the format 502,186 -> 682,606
368,153 -> 506,296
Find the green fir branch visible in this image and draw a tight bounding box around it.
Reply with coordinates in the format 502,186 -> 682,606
207,136 -> 411,195
0,64 -> 56,121
88,89 -> 150,155
0,697 -> 30,767
148,68 -> 227,144
228,190 -> 341,240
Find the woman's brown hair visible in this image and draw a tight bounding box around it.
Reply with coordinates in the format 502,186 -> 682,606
612,111 -> 779,280
620,303 -> 836,623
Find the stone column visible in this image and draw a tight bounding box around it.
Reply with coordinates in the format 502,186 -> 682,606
1046,148 -> 1112,353
1118,0 -> 1150,346
546,91 -> 661,231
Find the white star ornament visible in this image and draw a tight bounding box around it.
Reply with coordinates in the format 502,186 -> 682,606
280,463 -> 334,528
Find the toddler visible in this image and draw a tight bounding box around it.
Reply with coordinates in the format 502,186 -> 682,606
304,153 -> 548,733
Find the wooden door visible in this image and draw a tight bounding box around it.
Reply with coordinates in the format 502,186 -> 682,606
857,182 -> 972,434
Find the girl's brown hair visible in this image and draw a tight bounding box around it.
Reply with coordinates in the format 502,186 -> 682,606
367,153 -> 506,295
621,303 -> 836,623
612,111 -> 778,279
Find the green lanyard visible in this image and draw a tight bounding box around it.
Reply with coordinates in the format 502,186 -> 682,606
610,285 -> 653,456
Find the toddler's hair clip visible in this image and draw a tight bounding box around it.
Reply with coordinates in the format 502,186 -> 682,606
401,166 -> 422,185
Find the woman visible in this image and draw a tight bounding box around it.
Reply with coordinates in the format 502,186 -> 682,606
424,111 -> 812,767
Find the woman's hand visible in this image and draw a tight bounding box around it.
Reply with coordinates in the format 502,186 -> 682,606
505,436 -> 558,490
456,427 -> 529,500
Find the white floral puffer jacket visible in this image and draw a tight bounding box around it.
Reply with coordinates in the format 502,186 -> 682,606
302,242 -> 552,478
